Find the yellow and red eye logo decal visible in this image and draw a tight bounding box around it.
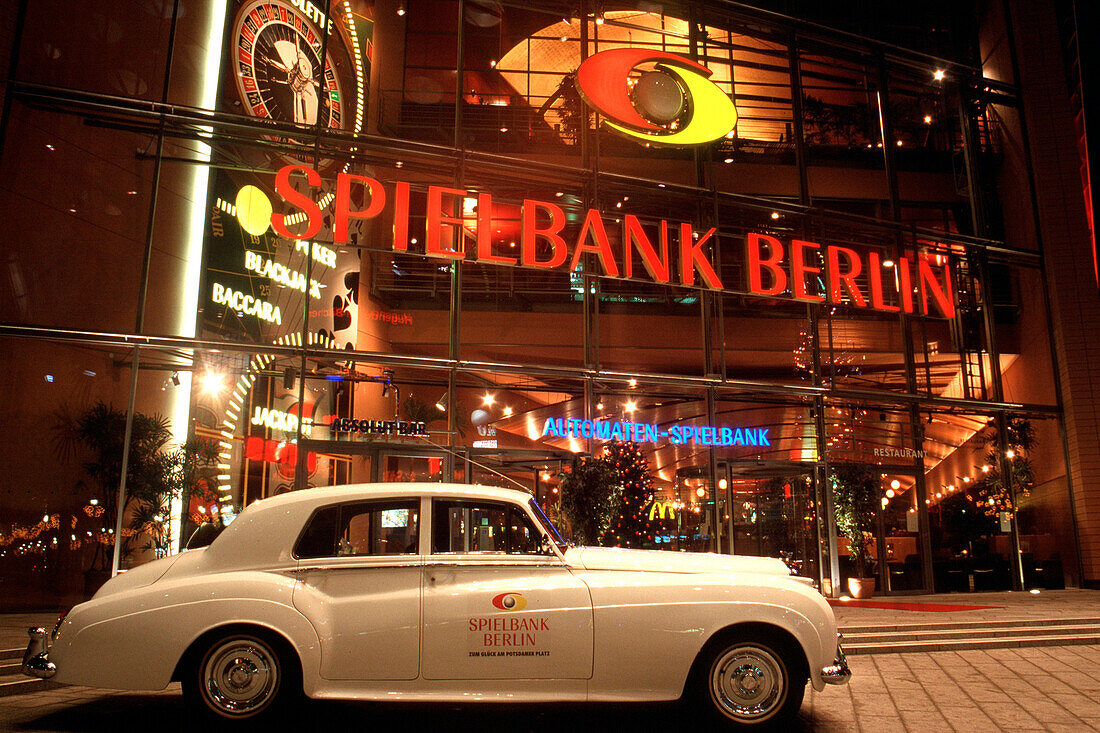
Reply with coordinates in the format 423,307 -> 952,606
491,592 -> 528,612
576,48 -> 737,147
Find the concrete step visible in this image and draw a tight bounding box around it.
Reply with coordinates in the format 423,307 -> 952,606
845,623 -> 1100,645
0,644 -> 62,697
845,632 -> 1100,655
840,616 -> 1100,635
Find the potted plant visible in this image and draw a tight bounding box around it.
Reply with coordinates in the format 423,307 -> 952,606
53,402 -> 217,594
558,452 -> 622,546
830,464 -> 879,598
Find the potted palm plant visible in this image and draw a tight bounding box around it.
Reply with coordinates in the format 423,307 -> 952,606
830,464 -> 879,598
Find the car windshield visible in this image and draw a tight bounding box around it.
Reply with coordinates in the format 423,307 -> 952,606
528,498 -> 568,550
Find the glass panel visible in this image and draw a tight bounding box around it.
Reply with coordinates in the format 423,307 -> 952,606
0,111 -> 150,331
998,265 -> 1057,406
880,472 -> 924,592
432,500 -> 539,554
725,469 -> 819,583
799,48 -> 885,172
338,501 -> 420,556
382,454 -> 446,483
17,0 -> 173,102
924,411 -> 1013,592
1017,416 -> 1077,588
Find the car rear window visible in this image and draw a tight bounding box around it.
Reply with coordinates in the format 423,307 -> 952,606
295,500 -> 420,558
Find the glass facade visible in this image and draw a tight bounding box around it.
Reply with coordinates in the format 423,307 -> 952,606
0,0 -> 1082,605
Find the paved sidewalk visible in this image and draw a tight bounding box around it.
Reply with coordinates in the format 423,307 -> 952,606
3,592 -> 1100,731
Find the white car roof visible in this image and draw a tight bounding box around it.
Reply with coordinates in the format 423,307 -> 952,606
203,483 -> 535,570
246,482 -> 533,510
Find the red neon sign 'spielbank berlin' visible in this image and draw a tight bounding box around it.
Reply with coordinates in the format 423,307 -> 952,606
268,163 -> 955,318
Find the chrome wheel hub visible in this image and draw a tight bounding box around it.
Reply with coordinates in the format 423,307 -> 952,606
710,644 -> 786,722
202,638 -> 278,716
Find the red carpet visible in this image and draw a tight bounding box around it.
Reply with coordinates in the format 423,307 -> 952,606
828,599 -> 1003,612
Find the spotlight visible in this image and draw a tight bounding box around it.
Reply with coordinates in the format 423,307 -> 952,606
890,479 -> 901,490
933,69 -> 945,81
482,393 -> 496,407
502,406 -> 513,417
435,392 -> 448,412
171,371 -> 181,386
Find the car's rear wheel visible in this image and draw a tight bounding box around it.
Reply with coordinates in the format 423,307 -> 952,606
184,631 -> 295,721
696,631 -> 806,729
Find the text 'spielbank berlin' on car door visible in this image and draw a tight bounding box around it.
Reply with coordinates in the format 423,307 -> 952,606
23,483 -> 850,729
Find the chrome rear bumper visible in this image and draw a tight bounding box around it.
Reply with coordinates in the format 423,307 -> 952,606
820,635 -> 851,685
22,627 -> 56,679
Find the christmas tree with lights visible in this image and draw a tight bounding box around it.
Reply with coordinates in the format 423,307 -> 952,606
602,440 -> 660,548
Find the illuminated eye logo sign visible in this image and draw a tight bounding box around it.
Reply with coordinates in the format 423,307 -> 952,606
575,48 -> 737,146
491,592 -> 528,612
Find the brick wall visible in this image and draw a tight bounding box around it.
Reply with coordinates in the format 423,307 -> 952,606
1009,0 -> 1100,584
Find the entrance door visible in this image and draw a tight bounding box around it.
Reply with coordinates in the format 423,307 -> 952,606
877,472 -> 926,593
722,464 -> 820,585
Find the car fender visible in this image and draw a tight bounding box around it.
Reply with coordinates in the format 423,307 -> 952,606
50,571 -> 320,691
581,571 -> 836,700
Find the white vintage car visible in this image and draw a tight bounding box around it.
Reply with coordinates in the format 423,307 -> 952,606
23,484 -> 849,727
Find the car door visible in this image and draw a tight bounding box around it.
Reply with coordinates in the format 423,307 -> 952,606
292,498 -> 422,680
421,498 -> 593,680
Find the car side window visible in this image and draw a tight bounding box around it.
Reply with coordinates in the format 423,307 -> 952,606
432,500 -> 541,555
295,501 -> 419,558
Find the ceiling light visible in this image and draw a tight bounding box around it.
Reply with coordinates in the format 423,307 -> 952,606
924,115 -> 933,124
770,212 -> 780,219
890,479 -> 901,490
199,371 -> 225,395
502,406 -> 513,417
624,399 -> 637,412
482,393 -> 495,407
933,69 -> 945,81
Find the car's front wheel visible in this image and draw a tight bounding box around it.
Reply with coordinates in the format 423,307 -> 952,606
184,631 -> 297,722
696,631 -> 807,729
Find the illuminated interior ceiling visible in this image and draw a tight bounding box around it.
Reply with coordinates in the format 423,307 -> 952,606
494,11 -> 791,144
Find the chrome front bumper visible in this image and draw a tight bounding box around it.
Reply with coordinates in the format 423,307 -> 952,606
22,627 -> 56,679
820,635 -> 851,685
